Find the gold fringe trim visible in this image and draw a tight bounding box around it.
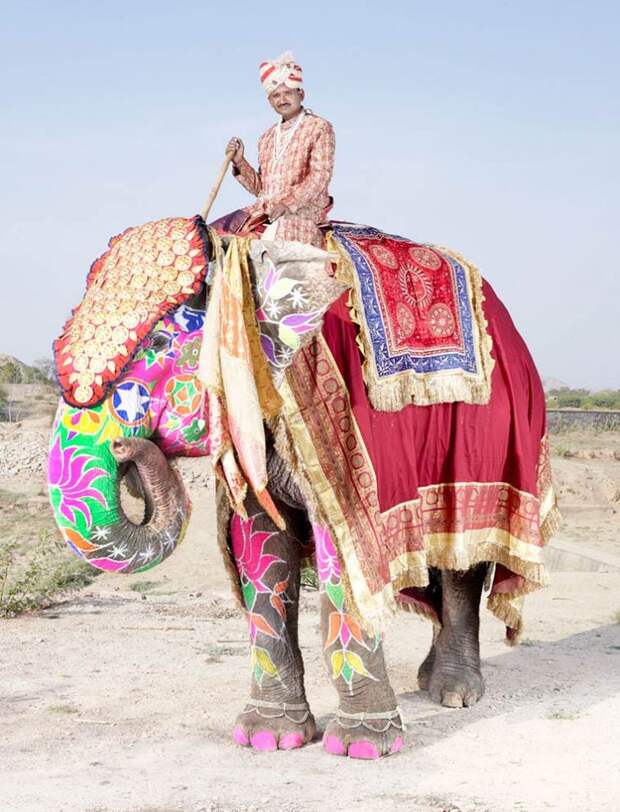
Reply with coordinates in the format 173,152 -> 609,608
395,593 -> 442,627
540,503 -> 562,545
325,232 -> 496,410
487,593 -> 525,646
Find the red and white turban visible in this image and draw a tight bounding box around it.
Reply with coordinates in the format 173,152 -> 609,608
259,51 -> 303,95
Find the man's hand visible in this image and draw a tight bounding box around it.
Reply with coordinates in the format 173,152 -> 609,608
269,202 -> 288,221
226,137 -> 244,166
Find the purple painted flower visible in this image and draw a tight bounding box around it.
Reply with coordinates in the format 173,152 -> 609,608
263,263 -> 278,293
281,312 -> 320,333
48,435 -> 108,529
260,334 -> 277,365
313,523 -> 341,582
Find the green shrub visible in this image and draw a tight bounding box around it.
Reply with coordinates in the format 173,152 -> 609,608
0,530 -> 96,618
547,388 -> 620,411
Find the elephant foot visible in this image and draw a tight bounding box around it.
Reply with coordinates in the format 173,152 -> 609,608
322,709 -> 405,759
232,700 -> 316,752
428,632 -> 485,708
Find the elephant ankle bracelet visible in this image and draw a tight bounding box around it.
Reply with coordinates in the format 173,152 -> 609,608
335,707 -> 405,733
242,699 -> 311,724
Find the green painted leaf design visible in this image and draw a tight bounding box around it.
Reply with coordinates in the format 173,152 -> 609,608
325,580 -> 345,612
269,278 -> 298,300
278,324 -> 301,351
241,580 -> 257,611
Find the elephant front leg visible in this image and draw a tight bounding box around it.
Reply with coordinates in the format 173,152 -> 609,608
421,564 -> 487,708
229,496 -> 316,751
315,526 -> 405,759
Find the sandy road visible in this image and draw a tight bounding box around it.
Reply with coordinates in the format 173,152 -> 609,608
2,481 -> 620,812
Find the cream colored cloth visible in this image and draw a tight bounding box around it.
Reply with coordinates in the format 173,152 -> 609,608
259,51 -> 303,95
198,236 -> 284,528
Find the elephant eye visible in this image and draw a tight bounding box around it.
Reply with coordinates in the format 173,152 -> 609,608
150,332 -> 170,352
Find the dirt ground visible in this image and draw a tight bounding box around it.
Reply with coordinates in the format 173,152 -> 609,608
1,400 -> 619,812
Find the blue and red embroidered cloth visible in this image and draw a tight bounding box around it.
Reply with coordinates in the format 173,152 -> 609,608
330,224 -> 494,409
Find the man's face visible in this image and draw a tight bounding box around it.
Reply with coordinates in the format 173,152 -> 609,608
268,85 -> 305,120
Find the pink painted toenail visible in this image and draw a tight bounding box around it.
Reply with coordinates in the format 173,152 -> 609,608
323,734 -> 346,756
279,732 -> 305,750
232,726 -> 249,746
251,731 -> 278,751
389,736 -> 404,754
348,740 -> 381,760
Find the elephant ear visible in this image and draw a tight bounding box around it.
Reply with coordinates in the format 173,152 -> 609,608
248,240 -> 348,382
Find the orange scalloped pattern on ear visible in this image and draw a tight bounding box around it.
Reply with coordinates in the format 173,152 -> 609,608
54,215 -> 209,408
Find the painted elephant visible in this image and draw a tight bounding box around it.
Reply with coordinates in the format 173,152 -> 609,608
48,216 -> 558,761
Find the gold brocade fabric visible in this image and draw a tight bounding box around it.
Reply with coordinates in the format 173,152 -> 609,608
54,216 -> 209,407
198,236 -> 285,530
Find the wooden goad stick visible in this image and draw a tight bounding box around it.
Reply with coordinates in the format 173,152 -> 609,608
200,151 -> 234,222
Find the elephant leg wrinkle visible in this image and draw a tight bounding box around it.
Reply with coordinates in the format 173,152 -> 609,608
229,494 -> 316,751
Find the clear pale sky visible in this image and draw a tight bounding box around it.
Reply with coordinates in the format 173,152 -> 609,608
1,1 -> 618,388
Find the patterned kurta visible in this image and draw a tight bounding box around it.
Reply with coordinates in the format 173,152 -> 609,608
233,110 -> 335,246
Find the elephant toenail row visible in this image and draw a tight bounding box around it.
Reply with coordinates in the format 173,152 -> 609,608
233,729 -> 402,758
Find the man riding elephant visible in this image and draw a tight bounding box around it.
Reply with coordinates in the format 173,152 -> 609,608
225,51 -> 335,247
47,53 -> 559,764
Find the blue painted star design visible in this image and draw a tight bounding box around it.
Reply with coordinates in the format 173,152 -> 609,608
111,380 -> 151,426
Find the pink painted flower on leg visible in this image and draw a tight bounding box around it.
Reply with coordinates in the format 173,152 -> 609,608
231,513 -> 281,593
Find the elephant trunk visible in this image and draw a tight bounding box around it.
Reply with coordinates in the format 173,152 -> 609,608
109,436 -> 190,547
48,421 -> 191,573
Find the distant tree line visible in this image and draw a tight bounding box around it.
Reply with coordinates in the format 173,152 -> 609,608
546,388 -> 620,411
0,358 -> 54,385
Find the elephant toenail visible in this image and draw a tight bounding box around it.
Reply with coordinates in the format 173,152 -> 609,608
251,731 -> 278,751
323,734 -> 346,756
279,732 -> 305,750
441,691 -> 464,708
348,741 -> 381,760
389,736 -> 404,754
232,726 -> 250,746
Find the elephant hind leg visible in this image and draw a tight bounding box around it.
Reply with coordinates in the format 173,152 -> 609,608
425,563 -> 487,708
